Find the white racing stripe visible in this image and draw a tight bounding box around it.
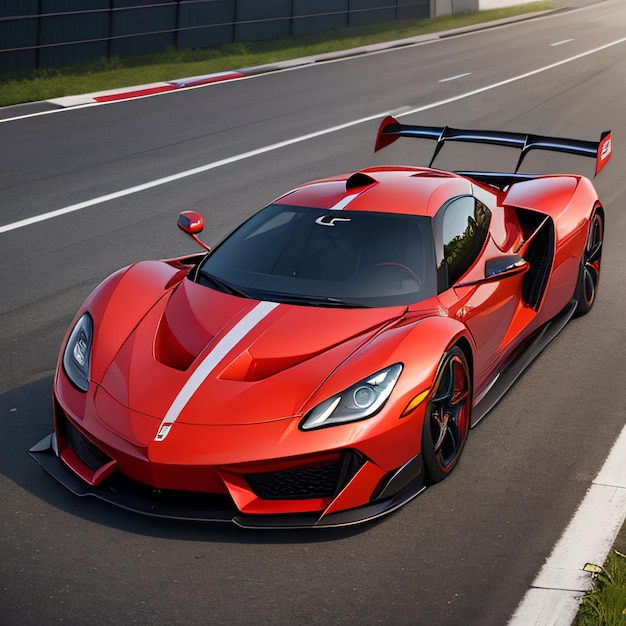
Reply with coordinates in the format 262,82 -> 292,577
330,192 -> 360,211
154,300 -> 279,441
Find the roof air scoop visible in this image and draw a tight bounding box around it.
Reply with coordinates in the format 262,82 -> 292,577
346,171 -> 377,190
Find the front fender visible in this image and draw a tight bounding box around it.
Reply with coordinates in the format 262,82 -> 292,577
302,314 -> 473,419
61,261 -> 186,385
386,315 -> 473,405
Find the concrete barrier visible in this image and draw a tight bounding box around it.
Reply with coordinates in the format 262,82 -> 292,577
433,0 -> 535,16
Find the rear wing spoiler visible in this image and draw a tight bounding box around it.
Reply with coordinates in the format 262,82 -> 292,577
374,115 -> 612,176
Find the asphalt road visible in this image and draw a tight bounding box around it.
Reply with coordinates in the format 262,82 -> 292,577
1,1 -> 625,624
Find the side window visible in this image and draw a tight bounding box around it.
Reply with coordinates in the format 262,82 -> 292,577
441,196 -> 491,286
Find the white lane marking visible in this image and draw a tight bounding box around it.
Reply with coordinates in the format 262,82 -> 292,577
0,116 -> 386,235
438,72 -> 471,83
2,35 -> 626,237
154,300 -> 279,442
551,39 -> 574,47
508,424 -> 626,625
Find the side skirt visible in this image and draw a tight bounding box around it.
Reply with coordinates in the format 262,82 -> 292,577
471,300 -> 577,427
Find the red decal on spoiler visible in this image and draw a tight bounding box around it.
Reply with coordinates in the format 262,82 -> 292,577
596,132 -> 612,175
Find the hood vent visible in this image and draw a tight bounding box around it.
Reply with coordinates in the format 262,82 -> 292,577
346,172 -> 377,190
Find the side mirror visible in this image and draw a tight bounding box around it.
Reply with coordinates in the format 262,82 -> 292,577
456,254 -> 529,288
484,255 -> 529,281
177,211 -> 210,251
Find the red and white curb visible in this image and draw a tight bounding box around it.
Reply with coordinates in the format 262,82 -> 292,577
47,70 -> 246,107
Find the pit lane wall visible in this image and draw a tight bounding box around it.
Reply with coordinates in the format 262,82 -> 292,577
433,0 -> 534,16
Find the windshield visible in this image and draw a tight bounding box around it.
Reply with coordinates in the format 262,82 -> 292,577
197,204 -> 437,307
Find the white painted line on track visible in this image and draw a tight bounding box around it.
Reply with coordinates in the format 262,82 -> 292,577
0,113 -> 386,235
439,72 -> 471,83
551,39 -> 575,47
508,424 -> 626,626
1,34 -> 625,238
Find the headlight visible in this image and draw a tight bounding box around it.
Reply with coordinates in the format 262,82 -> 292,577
62,313 -> 93,392
300,363 -> 403,431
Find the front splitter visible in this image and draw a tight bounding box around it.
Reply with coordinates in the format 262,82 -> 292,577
30,433 -> 425,529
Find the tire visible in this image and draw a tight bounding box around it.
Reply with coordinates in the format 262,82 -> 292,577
421,347 -> 472,484
573,210 -> 603,317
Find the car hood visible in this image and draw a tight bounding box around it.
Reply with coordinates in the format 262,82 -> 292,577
98,277 -> 406,429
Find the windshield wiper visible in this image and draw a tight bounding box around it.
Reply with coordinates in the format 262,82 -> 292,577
199,272 -> 252,299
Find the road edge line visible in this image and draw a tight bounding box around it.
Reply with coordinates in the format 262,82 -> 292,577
508,424 -> 626,625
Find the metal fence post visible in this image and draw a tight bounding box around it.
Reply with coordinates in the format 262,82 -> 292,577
35,0 -> 42,71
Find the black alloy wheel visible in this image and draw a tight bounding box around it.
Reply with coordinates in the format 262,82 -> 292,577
574,210 -> 603,317
422,347 -> 472,484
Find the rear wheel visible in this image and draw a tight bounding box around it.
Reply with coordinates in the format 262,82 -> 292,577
573,210 -> 603,317
422,347 -> 471,484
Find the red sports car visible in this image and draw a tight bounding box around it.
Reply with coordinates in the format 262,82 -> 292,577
31,117 -> 612,527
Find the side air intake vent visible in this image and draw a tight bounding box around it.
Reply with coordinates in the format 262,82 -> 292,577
346,172 -> 377,190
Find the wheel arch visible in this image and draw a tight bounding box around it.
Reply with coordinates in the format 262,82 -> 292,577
593,201 -> 605,225
451,335 -> 474,387
572,202 -> 605,317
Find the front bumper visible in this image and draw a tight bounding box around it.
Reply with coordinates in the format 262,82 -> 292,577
30,433 -> 425,528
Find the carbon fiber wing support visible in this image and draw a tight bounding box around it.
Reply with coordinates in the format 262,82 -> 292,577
374,115 -> 612,177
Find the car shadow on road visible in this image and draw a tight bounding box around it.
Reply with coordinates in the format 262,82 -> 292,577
0,376 -> 381,544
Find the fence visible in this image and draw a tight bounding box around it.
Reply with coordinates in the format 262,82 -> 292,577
0,0 -> 431,76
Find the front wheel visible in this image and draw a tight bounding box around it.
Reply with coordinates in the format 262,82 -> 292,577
573,210 -> 603,317
422,347 -> 472,484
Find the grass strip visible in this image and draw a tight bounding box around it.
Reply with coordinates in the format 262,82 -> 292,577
575,550 -> 626,626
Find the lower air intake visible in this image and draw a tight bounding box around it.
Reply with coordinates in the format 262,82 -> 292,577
245,464 -> 340,500
244,451 -> 364,500
58,412 -> 112,472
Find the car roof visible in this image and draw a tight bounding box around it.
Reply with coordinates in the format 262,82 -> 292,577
274,166 -> 474,218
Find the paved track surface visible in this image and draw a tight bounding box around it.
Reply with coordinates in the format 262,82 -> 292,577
1,1 -> 625,624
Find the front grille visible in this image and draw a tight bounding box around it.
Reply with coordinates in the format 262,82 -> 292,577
245,451 -> 364,500
58,412 -> 112,472
246,464 -> 339,499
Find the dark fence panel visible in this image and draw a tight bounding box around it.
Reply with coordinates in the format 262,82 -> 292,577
0,0 -> 39,74
110,0 -> 177,57
234,0 -> 291,42
348,0 -> 396,27
0,0 -> 432,77
38,0 -> 109,69
178,0 -> 235,50
292,0 -> 349,35
398,0 -> 429,20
